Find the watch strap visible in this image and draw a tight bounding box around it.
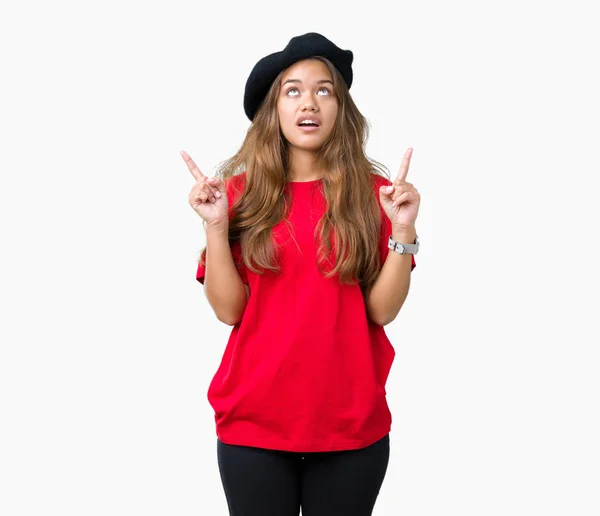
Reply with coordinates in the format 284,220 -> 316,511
388,234 -> 419,255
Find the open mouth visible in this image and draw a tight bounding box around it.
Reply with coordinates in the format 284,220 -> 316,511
297,121 -> 321,131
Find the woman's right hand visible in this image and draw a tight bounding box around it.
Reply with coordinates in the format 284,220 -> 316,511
182,150 -> 229,229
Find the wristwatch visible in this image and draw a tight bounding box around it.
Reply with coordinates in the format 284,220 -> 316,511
388,234 -> 419,255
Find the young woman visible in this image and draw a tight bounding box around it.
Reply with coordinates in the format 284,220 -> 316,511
182,32 -> 420,516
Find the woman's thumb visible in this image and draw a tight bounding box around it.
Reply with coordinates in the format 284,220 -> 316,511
207,176 -> 227,195
379,184 -> 394,203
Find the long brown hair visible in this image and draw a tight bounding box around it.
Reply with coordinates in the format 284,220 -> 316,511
198,56 -> 392,293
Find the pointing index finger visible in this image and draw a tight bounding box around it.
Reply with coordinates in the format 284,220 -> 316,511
396,147 -> 413,183
181,150 -> 205,182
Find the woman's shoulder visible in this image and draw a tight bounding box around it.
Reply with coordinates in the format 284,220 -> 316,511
370,172 -> 392,188
224,171 -> 248,201
225,170 -> 247,188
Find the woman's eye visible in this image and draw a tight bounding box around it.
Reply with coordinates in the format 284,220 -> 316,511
286,87 -> 331,96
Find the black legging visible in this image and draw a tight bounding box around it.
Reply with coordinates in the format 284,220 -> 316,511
216,433 -> 390,516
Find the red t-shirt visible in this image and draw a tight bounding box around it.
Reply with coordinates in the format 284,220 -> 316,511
196,172 -> 416,452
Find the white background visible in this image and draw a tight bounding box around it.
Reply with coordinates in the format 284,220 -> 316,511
1,0 -> 599,514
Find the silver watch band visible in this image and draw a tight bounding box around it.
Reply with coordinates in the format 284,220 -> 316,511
388,234 -> 419,255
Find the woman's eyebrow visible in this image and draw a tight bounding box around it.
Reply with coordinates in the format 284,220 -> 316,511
282,79 -> 334,86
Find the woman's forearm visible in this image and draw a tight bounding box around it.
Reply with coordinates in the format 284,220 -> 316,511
365,225 -> 416,326
203,225 -> 248,325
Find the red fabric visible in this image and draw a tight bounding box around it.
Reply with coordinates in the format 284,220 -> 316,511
196,172 -> 416,452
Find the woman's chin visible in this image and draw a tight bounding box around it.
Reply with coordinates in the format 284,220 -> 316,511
293,145 -> 322,153
287,138 -> 327,152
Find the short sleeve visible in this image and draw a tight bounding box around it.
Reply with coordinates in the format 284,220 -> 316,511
195,173 -> 249,285
196,255 -> 204,284
377,177 -> 416,272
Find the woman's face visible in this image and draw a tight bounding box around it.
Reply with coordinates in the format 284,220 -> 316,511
277,59 -> 338,152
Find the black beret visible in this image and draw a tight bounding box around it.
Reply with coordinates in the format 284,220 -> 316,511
243,32 -> 354,122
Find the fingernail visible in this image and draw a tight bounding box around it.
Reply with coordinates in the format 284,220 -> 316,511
386,186 -> 393,193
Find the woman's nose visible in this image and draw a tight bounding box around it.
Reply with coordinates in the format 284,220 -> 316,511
301,102 -> 318,112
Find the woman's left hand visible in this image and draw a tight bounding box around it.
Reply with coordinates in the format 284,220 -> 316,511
379,147 -> 420,230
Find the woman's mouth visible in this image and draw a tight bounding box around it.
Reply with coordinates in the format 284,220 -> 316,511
298,124 -> 320,133
296,117 -> 321,132
297,124 -> 320,132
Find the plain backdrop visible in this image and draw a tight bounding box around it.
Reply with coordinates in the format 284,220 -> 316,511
1,0 -> 599,514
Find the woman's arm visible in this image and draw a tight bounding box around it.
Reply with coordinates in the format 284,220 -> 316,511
364,225 -> 416,326
203,225 -> 248,325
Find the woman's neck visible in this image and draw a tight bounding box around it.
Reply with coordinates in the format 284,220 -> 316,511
287,147 -> 324,182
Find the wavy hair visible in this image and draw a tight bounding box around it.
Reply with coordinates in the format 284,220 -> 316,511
198,56 -> 391,293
